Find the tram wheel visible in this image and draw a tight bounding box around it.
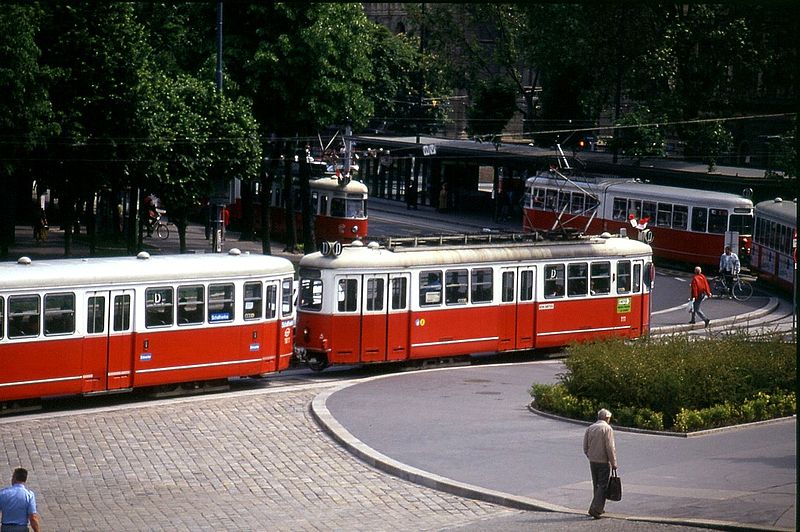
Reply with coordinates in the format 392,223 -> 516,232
307,355 -> 329,372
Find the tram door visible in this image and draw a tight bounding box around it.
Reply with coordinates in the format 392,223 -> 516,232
360,274 -> 388,363
83,290 -> 134,393
516,267 -> 536,349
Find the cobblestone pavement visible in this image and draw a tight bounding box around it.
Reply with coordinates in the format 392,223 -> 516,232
1,386 -> 702,532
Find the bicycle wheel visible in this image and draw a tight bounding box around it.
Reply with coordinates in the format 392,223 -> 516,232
155,223 -> 170,240
732,280 -> 753,301
711,278 -> 725,298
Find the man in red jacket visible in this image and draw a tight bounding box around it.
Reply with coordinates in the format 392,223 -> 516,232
690,266 -> 712,327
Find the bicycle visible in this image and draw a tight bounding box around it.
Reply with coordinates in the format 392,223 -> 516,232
142,211 -> 170,240
712,273 -> 753,302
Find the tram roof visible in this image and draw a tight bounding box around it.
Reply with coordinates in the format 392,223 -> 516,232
311,176 -> 368,194
299,234 -> 652,271
754,197 -> 797,224
0,251 -> 295,291
525,174 -> 754,209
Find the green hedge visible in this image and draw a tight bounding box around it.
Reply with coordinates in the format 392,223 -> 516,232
530,334 -> 796,432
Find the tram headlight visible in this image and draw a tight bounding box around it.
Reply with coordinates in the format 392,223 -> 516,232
351,225 -> 359,234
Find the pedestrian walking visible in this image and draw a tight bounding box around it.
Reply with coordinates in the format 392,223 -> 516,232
0,468 -> 40,532
437,183 -> 448,213
718,245 -> 740,298
690,265 -> 712,327
583,408 -> 617,519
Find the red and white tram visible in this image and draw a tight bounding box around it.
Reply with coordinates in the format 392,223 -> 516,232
750,197 -> 796,292
523,173 -> 754,268
230,175 -> 369,244
294,233 -> 654,371
0,251 -> 296,412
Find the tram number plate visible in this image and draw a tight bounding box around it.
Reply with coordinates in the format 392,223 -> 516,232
616,297 -> 631,313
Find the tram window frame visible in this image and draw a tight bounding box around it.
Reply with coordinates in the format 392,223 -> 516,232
419,270 -> 443,306
298,278 -> 323,312
471,268 -> 493,304
366,278 -> 385,311
336,278 -> 358,312
590,262 -> 611,295
243,282 -> 264,320
265,283 -> 278,319
544,189 -> 557,210
208,283 -> 235,323
708,208 -> 728,234
672,204 -> 688,230
531,188 -> 545,210
520,270 -> 534,302
567,263 -> 589,297
642,201 -> 657,223
570,193 -> 585,214
543,264 -> 565,299
616,261 -> 631,293
113,294 -> 131,331
0,296 -> 4,338
612,197 -> 627,221
627,199 -> 642,220
445,269 -> 469,305
177,285 -> 205,325
656,202 -> 672,227
557,191 -> 570,213
145,287 -> 174,328
391,277 -> 407,310
87,296 -> 106,334
281,277 -> 293,317
501,271 -> 515,302
585,195 -> 599,212
691,207 -> 708,232
8,295 -> 40,338
44,293 -> 75,336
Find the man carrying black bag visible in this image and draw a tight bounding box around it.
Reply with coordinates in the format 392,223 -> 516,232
583,408 -> 618,519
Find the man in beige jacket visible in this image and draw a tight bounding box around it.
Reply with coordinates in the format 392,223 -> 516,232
583,408 -> 618,518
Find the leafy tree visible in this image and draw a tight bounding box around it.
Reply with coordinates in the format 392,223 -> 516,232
0,5 -> 56,258
607,106 -> 667,165
467,78 -> 518,138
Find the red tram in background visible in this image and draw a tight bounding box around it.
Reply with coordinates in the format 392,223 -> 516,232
230,175 -> 369,244
0,251 -> 296,413
294,233 -> 654,371
522,172 -> 753,269
750,197 -> 796,292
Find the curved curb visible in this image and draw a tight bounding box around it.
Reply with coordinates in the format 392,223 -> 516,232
311,373 -> 790,532
650,296 -> 779,335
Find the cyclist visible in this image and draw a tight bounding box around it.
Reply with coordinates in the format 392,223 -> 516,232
718,245 -> 740,298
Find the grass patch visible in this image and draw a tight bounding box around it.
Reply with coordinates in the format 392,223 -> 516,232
530,334 -> 796,432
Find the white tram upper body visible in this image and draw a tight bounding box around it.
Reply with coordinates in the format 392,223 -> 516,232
751,197 -> 797,292
0,251 -> 296,405
295,233 -> 654,370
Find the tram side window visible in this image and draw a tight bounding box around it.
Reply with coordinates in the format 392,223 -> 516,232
557,191 -> 570,213
633,264 -> 642,293
531,188 -> 545,210
691,207 -> 708,232
281,277 -> 293,317
146,287 -> 174,328
366,278 -> 385,311
708,209 -> 728,234
501,272 -> 515,302
445,269 -> 468,305
617,261 -> 631,293
627,199 -> 642,220
8,295 -> 40,338
243,282 -> 263,320
544,189 -> 557,210
391,277 -> 407,310
590,262 -> 611,295
419,270 -> 442,306
543,264 -> 565,299
265,284 -> 278,319
330,198 -> 346,218
337,279 -> 358,312
642,201 -> 657,223
471,268 -> 493,303
672,205 -> 688,230
208,283 -> 234,323
570,193 -> 585,214
520,270 -> 534,302
178,285 -> 205,325
113,294 -> 131,331
585,195 -> 599,212
299,278 -> 323,312
568,263 -> 588,297
612,198 -> 627,221
87,296 -> 105,334
44,293 -> 75,336
656,203 -> 672,227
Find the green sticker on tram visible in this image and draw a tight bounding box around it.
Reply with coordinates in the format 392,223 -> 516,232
616,297 -> 631,313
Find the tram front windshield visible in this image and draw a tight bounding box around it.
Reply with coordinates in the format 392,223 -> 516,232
330,197 -> 366,219
729,213 -> 753,235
